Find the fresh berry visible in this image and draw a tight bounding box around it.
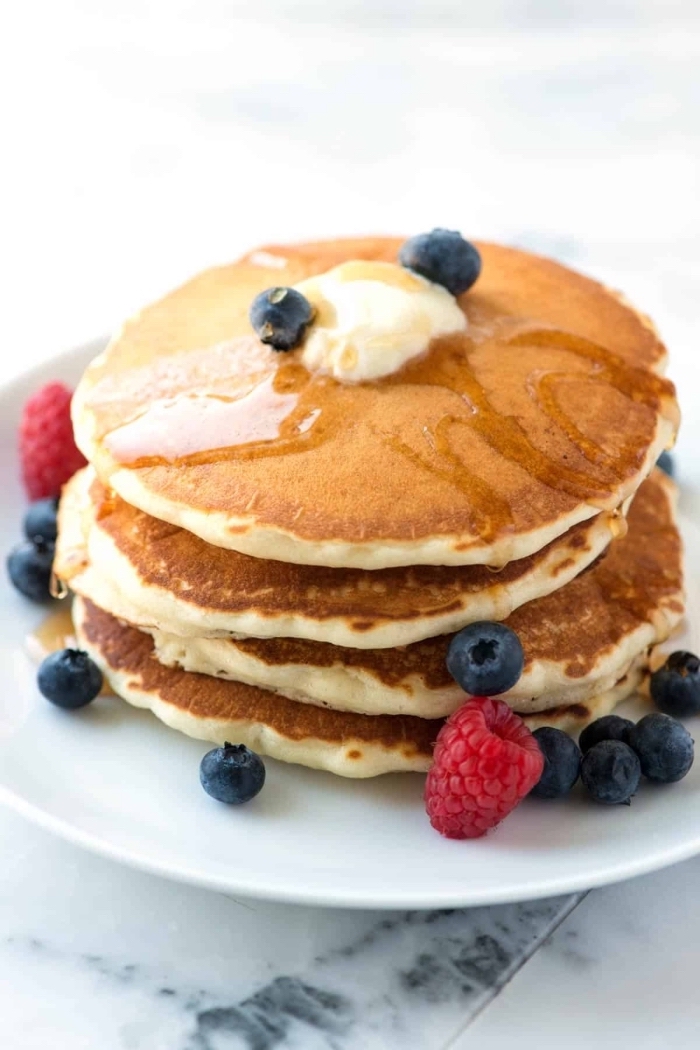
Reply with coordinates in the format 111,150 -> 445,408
249,287 -> 315,351
200,742 -> 266,803
530,727 -> 581,798
23,496 -> 60,545
649,652 -> 700,718
578,714 -> 635,754
6,538 -> 55,602
399,229 -> 482,296
19,381 -> 86,500
446,622 -> 524,697
627,713 -> 694,783
656,451 -> 675,478
424,697 -> 544,838
580,740 -> 641,804
37,648 -> 103,709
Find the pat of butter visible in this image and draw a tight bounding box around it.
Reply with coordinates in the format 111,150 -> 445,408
294,260 -> 466,382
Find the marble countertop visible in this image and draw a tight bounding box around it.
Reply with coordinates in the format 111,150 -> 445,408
2,1 -> 700,1046
4,809 -> 700,1049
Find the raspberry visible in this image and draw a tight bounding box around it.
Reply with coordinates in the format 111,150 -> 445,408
425,697 -> 544,839
19,382 -> 87,500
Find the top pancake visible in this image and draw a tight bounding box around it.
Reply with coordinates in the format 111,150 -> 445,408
72,237 -> 679,569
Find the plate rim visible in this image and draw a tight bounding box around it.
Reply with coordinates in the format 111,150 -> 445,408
4,776 -> 700,909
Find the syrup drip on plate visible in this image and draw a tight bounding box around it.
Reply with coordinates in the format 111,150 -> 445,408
26,603 -> 114,696
26,604 -> 77,662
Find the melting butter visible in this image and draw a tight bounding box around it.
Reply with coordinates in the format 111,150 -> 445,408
295,260 -> 467,382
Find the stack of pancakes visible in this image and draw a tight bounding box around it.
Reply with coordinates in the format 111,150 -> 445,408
54,238 -> 684,777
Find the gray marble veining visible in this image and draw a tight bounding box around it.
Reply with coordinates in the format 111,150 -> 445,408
456,854 -> 700,1049
174,899 -> 581,1050
0,811 -> 579,1050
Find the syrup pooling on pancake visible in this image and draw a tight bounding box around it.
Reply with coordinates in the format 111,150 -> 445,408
104,362 -> 319,465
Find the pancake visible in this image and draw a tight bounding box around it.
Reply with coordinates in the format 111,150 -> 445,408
57,468 -> 630,649
151,470 -> 682,715
60,471 -> 683,718
72,597 -> 651,777
71,237 -> 679,569
521,657 -> 648,735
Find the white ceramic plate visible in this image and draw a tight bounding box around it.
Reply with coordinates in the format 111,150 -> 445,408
1,343 -> 699,909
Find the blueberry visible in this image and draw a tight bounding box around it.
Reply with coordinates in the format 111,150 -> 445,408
656,451 -> 675,478
6,538 -> 55,602
650,652 -> 700,718
446,621 -> 524,696
398,229 -> 482,296
578,714 -> 635,755
37,648 -> 103,709
580,740 -> 641,804
249,287 -> 315,351
23,496 -> 59,545
627,713 -> 694,783
530,727 -> 581,798
199,742 -> 266,804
